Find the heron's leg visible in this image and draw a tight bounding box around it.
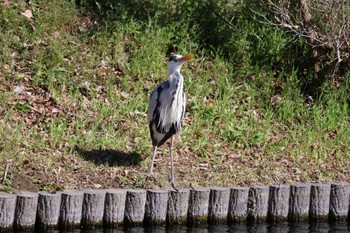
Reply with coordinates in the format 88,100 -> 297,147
149,146 -> 157,176
148,146 -> 162,186
169,136 -> 178,191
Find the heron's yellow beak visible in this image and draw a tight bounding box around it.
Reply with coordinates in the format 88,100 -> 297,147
180,55 -> 192,62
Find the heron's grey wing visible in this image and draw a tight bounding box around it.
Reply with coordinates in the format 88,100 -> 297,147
147,80 -> 170,126
147,89 -> 158,126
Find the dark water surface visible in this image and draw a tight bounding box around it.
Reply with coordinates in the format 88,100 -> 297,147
19,222 -> 350,233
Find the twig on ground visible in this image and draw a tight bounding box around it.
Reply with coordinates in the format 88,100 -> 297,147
1,159 -> 14,183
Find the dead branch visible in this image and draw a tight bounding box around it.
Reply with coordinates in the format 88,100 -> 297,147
257,0 -> 350,77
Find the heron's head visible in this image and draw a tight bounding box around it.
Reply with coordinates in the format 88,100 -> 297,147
168,54 -> 192,74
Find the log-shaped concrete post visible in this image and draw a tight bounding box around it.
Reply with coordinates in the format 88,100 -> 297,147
0,192 -> 16,230
144,190 -> 168,225
167,189 -> 189,224
188,188 -> 210,224
227,187 -> 249,223
288,183 -> 310,222
36,191 -> 62,229
329,183 -> 349,222
104,189 -> 126,227
268,185 -> 290,222
81,189 -> 106,227
59,190 -> 83,228
309,184 -> 331,221
14,191 -> 38,230
247,186 -> 269,221
208,187 -> 230,224
124,189 -> 146,226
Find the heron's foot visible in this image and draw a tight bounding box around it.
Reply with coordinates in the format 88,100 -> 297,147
148,172 -> 162,187
169,178 -> 179,192
189,183 -> 195,190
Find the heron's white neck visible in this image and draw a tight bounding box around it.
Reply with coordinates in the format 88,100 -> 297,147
168,60 -> 185,76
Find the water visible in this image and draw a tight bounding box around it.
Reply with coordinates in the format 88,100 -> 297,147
17,222 -> 350,233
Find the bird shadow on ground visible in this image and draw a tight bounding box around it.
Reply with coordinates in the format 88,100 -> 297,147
73,145 -> 141,166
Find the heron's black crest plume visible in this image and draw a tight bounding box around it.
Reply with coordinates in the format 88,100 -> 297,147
168,55 -> 177,62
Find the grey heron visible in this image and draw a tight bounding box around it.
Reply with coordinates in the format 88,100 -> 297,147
147,54 -> 192,190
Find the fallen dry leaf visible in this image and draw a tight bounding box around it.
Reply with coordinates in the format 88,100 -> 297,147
48,189 -> 57,194
14,86 -> 24,94
21,10 -> 33,19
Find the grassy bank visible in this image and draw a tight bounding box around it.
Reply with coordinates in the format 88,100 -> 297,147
0,0 -> 349,193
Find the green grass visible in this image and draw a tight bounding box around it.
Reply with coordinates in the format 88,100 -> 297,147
0,0 -> 349,192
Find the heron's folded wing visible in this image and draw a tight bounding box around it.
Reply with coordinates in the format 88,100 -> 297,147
147,80 -> 170,126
